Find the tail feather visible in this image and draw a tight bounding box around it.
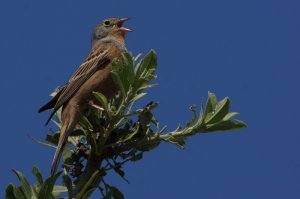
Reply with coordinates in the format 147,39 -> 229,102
50,108 -> 78,178
50,122 -> 70,178
50,139 -> 66,177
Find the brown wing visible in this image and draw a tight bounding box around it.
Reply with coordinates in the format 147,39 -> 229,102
44,48 -> 111,125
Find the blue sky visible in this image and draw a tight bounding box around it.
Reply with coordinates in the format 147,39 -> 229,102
1,0 -> 299,198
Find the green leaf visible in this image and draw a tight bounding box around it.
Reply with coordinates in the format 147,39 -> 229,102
129,92 -> 147,103
151,116 -> 159,127
38,172 -> 61,199
159,125 -> 168,134
5,184 -> 17,199
162,135 -> 186,149
110,186 -> 125,199
205,97 -> 230,124
120,123 -> 140,143
111,71 -> 126,98
114,166 -> 125,178
145,101 -> 160,110
208,91 -> 218,108
32,184 -> 39,197
131,152 -> 143,162
82,188 -> 96,199
12,169 -> 36,199
133,53 -> 142,62
51,119 -> 61,129
75,170 -> 100,199
80,116 -> 93,130
186,104 -> 198,127
93,92 -> 108,110
62,175 -> 72,195
139,110 -> 153,131
32,166 -> 43,187
138,83 -> 159,91
111,54 -> 134,93
52,185 -> 68,197
46,132 -> 60,145
204,92 -> 218,120
103,191 -> 112,199
223,112 -> 239,121
136,140 -> 160,152
62,143 -> 72,162
10,184 -> 26,199
206,120 -> 247,132
136,50 -> 157,76
174,123 -> 183,132
69,129 -> 85,137
121,52 -> 135,87
55,107 -> 62,123
87,131 -> 98,153
133,50 -> 157,92
30,136 -> 56,149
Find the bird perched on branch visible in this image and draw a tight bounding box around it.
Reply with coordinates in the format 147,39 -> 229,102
38,18 -> 132,177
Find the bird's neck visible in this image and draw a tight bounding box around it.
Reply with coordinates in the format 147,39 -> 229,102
95,35 -> 127,52
107,33 -> 126,46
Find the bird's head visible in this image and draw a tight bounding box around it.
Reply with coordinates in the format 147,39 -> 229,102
92,18 -> 132,46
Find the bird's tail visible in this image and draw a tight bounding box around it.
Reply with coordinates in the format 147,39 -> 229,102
51,146 -> 65,177
50,109 -> 78,178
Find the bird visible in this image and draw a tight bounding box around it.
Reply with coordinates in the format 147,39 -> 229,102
38,18 -> 132,177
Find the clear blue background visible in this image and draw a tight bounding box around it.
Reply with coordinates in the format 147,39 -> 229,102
1,0 -> 299,198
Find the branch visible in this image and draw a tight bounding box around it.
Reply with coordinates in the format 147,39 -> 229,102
5,50 -> 246,199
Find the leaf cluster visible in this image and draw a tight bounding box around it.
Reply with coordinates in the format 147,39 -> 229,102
5,50 -> 246,199
5,167 -> 64,199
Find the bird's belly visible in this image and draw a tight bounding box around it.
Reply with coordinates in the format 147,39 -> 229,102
70,64 -> 117,109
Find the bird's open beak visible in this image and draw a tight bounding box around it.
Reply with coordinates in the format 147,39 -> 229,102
118,18 -> 132,32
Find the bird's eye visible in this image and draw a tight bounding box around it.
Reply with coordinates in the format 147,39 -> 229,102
104,20 -> 110,26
